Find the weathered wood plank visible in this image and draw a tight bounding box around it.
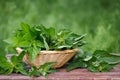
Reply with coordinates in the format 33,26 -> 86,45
0,54 -> 119,80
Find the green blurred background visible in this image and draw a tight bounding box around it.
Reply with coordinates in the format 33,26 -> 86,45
0,0 -> 120,53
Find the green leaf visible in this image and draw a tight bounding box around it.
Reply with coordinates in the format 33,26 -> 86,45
0,55 -> 13,74
40,62 -> 56,72
4,37 -> 19,47
20,23 -> 30,33
11,55 -> 18,66
74,34 -> 87,41
29,62 -> 56,77
71,49 -> 84,61
0,67 -> 7,74
72,41 -> 86,48
20,23 -> 35,42
28,46 -> 41,62
0,67 -> 13,75
39,62 -> 56,77
94,50 -> 110,58
57,45 -> 71,50
34,26 -> 42,32
0,55 -> 12,68
88,61 -> 116,72
17,51 -> 26,61
29,66 -> 41,77
87,65 -> 99,72
92,61 -> 100,67
99,63 -> 116,72
67,61 -> 87,71
94,50 -> 120,64
11,51 -> 26,64
47,27 -> 56,38
83,52 -> 93,61
100,56 -> 120,64
14,62 -> 28,75
40,34 -> 49,50
57,30 -> 71,44
34,40 -> 44,48
10,53 -> 28,75
17,41 -> 31,47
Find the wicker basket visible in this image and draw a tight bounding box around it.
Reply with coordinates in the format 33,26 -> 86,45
16,48 -> 78,68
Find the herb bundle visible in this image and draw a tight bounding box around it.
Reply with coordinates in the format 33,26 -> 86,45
2,23 -> 86,77
5,23 -> 86,61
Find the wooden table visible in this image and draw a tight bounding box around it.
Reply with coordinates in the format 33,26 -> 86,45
0,55 -> 120,80
0,65 -> 120,80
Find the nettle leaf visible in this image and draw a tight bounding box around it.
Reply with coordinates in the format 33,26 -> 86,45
39,62 -> 56,77
57,45 -> 72,50
40,62 -> 56,72
0,67 -> 7,74
39,25 -> 48,33
67,61 -> 87,71
92,61 -> 101,67
98,63 -> 116,72
34,25 -> 42,31
4,38 -> 16,45
65,33 -> 86,48
34,40 -> 44,48
87,65 -> 99,72
0,55 -> 13,74
0,61 -> 12,70
10,52 -> 28,75
94,50 -> 110,58
94,50 -> 120,64
11,55 -> 18,66
46,27 -> 57,47
74,34 -> 87,41
29,66 -> 41,77
18,41 -> 31,47
20,23 -> 36,41
0,67 -> 13,75
88,62 -> 117,72
29,62 -> 57,77
21,23 -> 30,32
100,56 -> 120,64
28,46 -> 41,62
70,49 -> 84,61
57,30 -> 70,39
72,40 -> 86,48
64,33 -> 77,45
17,51 -> 26,60
83,52 -> 93,61
0,55 -> 12,68
14,62 -> 28,75
0,53 -> 28,75
4,37 -> 19,47
47,27 -> 56,38
40,34 -> 49,50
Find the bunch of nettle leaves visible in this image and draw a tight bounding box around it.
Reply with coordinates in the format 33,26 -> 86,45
0,23 -> 120,77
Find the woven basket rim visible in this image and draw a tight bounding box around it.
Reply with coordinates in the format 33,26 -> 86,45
16,47 -> 78,54
40,48 -> 78,54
